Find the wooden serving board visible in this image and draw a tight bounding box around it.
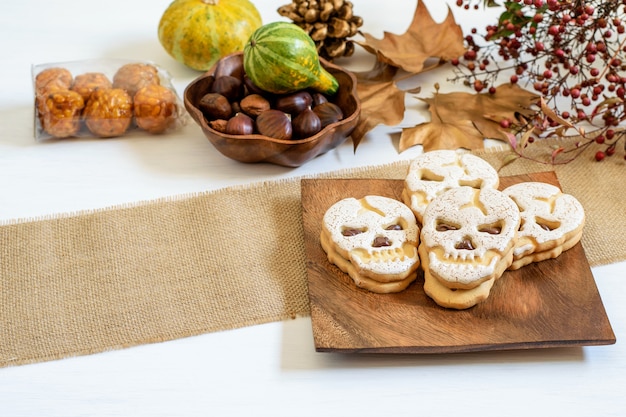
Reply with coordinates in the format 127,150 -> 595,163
301,172 -> 616,354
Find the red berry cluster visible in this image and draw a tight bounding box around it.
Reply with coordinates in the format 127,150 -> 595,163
451,0 -> 626,163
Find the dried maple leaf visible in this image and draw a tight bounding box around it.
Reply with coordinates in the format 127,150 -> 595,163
399,84 -> 540,152
355,1 -> 466,74
351,78 -> 406,149
401,118 -> 483,151
347,1 -> 466,148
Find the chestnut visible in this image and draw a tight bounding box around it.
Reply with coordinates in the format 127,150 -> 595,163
243,74 -> 267,96
275,91 -> 313,115
311,92 -> 329,107
240,94 -> 271,117
226,113 -> 254,135
211,75 -> 243,101
199,93 -> 232,120
292,108 -> 322,139
313,102 -> 343,127
256,109 -> 292,140
209,119 -> 228,133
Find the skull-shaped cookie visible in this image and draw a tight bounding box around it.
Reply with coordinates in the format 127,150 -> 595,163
402,150 -> 500,223
321,195 -> 420,293
503,182 -> 585,270
420,186 -> 520,291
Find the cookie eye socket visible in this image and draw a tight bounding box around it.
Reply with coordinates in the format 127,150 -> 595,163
384,218 -> 407,231
419,169 -> 445,182
536,217 -> 561,231
478,223 -> 503,235
459,178 -> 484,188
385,224 -> 403,231
342,227 -> 367,237
435,221 -> 460,232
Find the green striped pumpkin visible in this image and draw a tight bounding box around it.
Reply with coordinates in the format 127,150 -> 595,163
158,0 -> 262,71
243,22 -> 339,95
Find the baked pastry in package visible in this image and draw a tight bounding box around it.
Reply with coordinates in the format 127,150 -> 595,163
32,59 -> 186,141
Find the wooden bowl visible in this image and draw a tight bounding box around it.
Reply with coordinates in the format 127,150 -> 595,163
184,52 -> 361,167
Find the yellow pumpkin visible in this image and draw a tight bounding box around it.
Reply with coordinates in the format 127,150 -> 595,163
158,0 -> 262,71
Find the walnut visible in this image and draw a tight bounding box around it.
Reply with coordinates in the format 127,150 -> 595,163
112,63 -> 160,97
84,88 -> 133,138
38,89 -> 84,138
133,84 -> 179,134
35,67 -> 73,96
71,72 -> 112,101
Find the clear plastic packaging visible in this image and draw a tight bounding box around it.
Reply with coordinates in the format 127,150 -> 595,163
32,59 -> 187,141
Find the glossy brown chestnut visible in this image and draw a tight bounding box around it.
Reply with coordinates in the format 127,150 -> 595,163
226,113 -> 254,135
243,74 -> 266,96
199,93 -> 232,120
240,94 -> 271,117
292,108 -> 322,139
275,91 -> 313,115
311,92 -> 329,107
313,102 -> 343,127
211,76 -> 244,102
255,109 -> 292,140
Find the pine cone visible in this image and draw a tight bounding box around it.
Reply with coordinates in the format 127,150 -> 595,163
278,0 -> 363,61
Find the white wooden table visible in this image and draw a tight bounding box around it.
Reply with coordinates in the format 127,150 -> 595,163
1,1 -> 624,415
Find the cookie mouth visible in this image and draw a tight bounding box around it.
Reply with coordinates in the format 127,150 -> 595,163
350,244 -> 419,275
430,247 -> 501,266
428,250 -> 500,289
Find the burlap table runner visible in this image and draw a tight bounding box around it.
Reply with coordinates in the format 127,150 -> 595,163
1,143 -> 624,367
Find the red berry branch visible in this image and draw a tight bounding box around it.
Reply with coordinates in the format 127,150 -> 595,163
450,0 -> 626,164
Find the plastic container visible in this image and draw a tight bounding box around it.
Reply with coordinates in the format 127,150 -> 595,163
32,59 -> 187,141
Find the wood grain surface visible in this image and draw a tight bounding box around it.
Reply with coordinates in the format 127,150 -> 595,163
301,172 -> 616,354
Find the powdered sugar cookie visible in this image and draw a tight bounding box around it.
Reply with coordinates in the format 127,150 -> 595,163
503,181 -> 585,270
321,195 -> 420,293
419,186 -> 520,308
402,150 -> 500,223
422,265 -> 496,310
